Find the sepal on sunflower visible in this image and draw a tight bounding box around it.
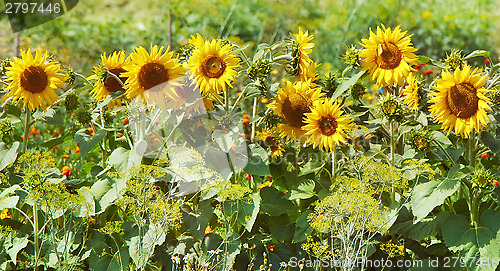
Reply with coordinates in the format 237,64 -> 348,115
91,63 -> 109,82
247,59 -> 272,81
350,82 -> 366,101
443,49 -> 466,70
489,88 -> 500,106
75,106 -> 92,126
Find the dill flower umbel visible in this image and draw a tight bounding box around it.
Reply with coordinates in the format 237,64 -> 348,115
4,49 -> 64,112
186,34 -> 240,96
359,25 -> 418,87
429,65 -> 492,137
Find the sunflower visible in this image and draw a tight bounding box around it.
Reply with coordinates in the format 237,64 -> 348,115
359,24 -> 418,87
5,49 -> 64,112
257,129 -> 284,158
292,28 -> 315,78
297,61 -> 320,83
302,98 -> 352,152
186,34 -> 240,96
429,65 -> 492,138
267,79 -> 323,142
88,51 -> 129,108
123,45 -> 185,110
402,72 -> 420,111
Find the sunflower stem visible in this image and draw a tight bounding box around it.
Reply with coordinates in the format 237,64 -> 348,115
271,54 -> 292,62
21,111 -> 32,153
433,138 -> 456,165
331,149 -> 336,182
107,71 -> 124,86
251,97 -> 257,141
74,72 -> 93,85
468,131 -> 476,169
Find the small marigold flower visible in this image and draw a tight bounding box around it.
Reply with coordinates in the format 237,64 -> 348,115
61,165 -> 72,176
87,127 -> 95,136
124,119 -> 129,125
423,69 -> 433,75
493,179 -> 499,186
480,153 -> 490,159
204,225 -> 213,235
89,218 -> 95,223
0,209 -> 13,220
484,58 -> 490,65
75,146 -> 80,153
62,154 -> 70,159
268,245 -> 275,251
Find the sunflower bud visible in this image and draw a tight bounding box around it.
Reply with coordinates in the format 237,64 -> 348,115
489,88 -> 500,106
378,95 -> 403,121
262,112 -> 285,130
350,82 -> 366,101
408,130 -> 432,152
471,167 -> 493,189
64,93 -> 79,112
341,45 -> 361,70
285,38 -> 300,76
62,67 -> 76,85
443,49 -> 465,70
178,43 -> 195,63
0,120 -> 12,135
0,58 -> 12,76
75,108 -> 92,125
247,59 -> 272,81
323,71 -> 340,97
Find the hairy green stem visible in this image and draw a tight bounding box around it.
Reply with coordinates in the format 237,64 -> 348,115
433,139 -> 456,165
21,111 -> 32,153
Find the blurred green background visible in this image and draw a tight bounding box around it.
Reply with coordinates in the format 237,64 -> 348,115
1,0 -> 499,73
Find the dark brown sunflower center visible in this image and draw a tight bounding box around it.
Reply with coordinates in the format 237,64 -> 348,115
104,68 -> 127,93
318,115 -> 337,136
138,63 -> 169,91
265,135 -> 280,151
201,56 -> 226,78
281,93 -> 311,128
447,83 -> 478,119
20,66 -> 48,94
378,42 -> 402,70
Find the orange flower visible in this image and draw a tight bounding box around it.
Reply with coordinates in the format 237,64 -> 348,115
89,218 -> 95,223
62,154 -> 70,159
0,209 -> 12,220
75,146 -> 80,153
258,181 -> 273,190
87,127 -> 95,136
124,119 -> 129,125
268,245 -> 274,251
69,112 -> 76,117
493,179 -> 499,186
61,166 -> 72,176
480,153 -> 490,159
204,225 -> 213,235
398,245 -> 405,252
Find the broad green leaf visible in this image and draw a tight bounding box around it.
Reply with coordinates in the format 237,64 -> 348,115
0,142 -> 19,171
332,70 -> 365,101
181,200 -> 212,240
129,236 -> 153,270
223,193 -> 260,232
106,247 -> 129,271
286,179 -> 315,200
431,131 -> 452,147
269,214 -> 293,242
74,128 -> 108,159
0,195 -> 19,209
260,187 -> 294,216
411,178 -> 460,222
298,159 -> 324,177
465,50 -> 490,59
108,146 -> 141,173
244,144 -> 271,176
480,131 -> 500,153
391,212 -> 449,241
293,210 -> 313,243
5,236 -> 28,265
